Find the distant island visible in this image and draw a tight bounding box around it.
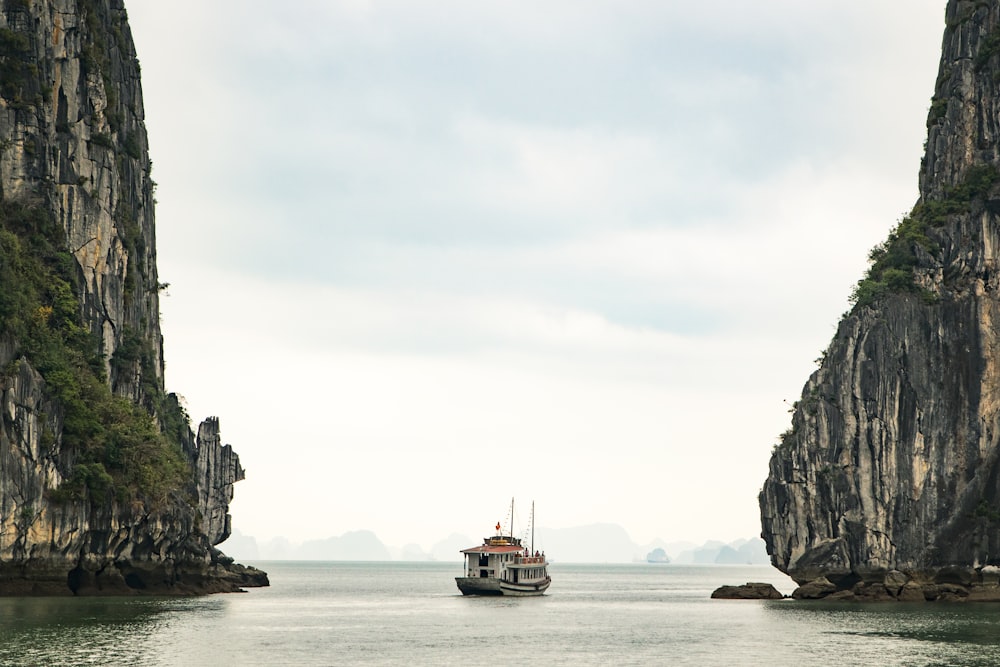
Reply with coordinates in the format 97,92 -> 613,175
221,523 -> 770,565
646,548 -> 670,563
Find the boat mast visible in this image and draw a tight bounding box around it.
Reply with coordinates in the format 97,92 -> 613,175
531,501 -> 535,554
509,497 -> 514,539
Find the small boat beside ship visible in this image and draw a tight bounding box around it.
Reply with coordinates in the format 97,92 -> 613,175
456,500 -> 551,597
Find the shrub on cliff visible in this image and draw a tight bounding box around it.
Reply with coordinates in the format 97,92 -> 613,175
851,165 -> 1000,310
0,197 -> 189,505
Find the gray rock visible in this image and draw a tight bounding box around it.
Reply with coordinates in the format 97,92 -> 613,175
711,582 -> 784,600
980,565 -> 1000,586
884,570 -> 909,596
897,582 -> 926,602
0,0 -> 266,594
760,0 -> 1000,598
792,577 -> 837,600
852,582 -> 895,602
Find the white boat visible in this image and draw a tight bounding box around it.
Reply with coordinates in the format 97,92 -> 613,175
498,551 -> 550,596
455,499 -> 550,597
455,531 -> 524,596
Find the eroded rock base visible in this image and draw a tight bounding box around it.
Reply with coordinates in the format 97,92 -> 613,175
0,551 -> 269,596
791,567 -> 1000,602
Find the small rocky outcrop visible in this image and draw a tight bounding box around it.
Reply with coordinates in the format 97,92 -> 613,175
759,0 -> 1000,601
711,582 -> 785,600
0,0 -> 267,594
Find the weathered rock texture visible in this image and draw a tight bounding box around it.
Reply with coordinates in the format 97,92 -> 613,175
711,582 -> 785,600
760,0 -> 1000,601
0,0 -> 266,594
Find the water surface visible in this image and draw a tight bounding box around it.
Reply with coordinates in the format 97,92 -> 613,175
3,562 -> 1000,665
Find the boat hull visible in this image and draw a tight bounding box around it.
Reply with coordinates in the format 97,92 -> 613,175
499,577 -> 551,597
455,576 -> 502,596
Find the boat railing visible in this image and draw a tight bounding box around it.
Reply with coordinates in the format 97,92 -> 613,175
513,556 -> 545,565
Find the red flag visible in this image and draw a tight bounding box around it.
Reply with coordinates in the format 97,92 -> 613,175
496,522 -> 501,531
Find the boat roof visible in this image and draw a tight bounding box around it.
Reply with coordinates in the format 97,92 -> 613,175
459,534 -> 523,554
461,544 -> 525,555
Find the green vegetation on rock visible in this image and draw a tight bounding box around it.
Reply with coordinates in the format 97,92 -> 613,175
0,27 -> 38,109
927,97 -> 948,128
0,197 -> 189,505
851,164 -> 1000,310
976,28 -> 1000,72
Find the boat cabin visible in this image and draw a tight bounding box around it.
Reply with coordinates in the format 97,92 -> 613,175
503,554 -> 547,584
460,535 -> 524,580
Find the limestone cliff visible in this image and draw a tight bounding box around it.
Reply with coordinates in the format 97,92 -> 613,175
760,0 -> 1000,601
0,0 -> 266,594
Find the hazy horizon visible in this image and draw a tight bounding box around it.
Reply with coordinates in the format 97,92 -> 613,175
219,522 -> 771,565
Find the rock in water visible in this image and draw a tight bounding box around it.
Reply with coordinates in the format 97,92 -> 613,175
0,1 -> 267,594
760,0 -> 1000,599
711,582 -> 784,600
790,578 -> 837,601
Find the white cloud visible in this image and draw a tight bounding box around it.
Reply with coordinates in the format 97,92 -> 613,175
129,0 -> 947,550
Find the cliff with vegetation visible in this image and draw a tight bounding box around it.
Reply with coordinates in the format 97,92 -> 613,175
760,0 -> 1000,602
0,0 -> 266,594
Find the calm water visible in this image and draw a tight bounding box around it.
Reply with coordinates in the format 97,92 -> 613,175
4,562 -> 1000,665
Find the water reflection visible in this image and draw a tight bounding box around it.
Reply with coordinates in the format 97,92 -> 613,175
0,596 -> 187,666
762,600 -> 1000,666
0,596 -> 159,627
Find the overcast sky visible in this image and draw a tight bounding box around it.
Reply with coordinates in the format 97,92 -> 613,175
125,1 -> 945,550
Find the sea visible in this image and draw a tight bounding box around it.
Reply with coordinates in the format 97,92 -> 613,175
4,561 -> 1000,666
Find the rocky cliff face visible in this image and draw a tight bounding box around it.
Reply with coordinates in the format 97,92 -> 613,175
760,0 -> 1000,601
0,0 -> 266,594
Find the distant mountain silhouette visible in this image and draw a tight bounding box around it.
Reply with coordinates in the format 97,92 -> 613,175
671,538 -> 769,565
220,526 -> 770,565
297,531 -> 392,560
535,523 -> 639,562
221,528 -> 260,560
429,533 -> 475,561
